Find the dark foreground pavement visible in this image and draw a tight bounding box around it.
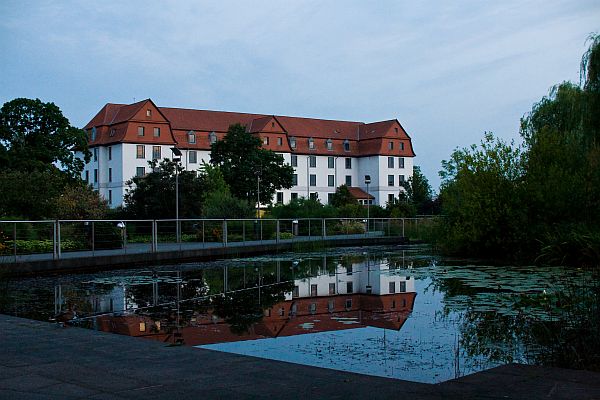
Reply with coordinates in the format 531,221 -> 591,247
1,315 -> 599,399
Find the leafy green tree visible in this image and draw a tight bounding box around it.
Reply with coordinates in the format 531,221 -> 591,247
268,198 -> 337,219
438,133 -> 527,258
329,184 -> 356,208
210,123 -> 294,204
52,183 -> 110,220
399,166 -> 435,214
0,98 -> 90,178
200,164 -> 254,218
124,159 -> 205,219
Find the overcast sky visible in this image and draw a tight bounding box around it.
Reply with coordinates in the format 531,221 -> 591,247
1,0 -> 599,189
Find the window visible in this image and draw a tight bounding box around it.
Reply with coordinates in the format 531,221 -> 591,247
276,192 -> 283,204
293,286 -> 299,298
329,283 -> 335,295
326,138 -> 333,150
400,142 -> 405,151
291,155 -> 297,167
263,136 -> 269,145
328,299 -> 335,312
388,157 -> 394,168
277,137 -> 282,146
152,146 -> 161,160
292,174 -> 298,185
108,147 -> 112,161
345,158 -> 351,169
209,131 -> 217,144
328,175 -> 334,187
93,169 -> 98,183
93,148 -> 98,162
343,139 -> 350,152
399,157 -> 405,168
309,303 -> 317,314
110,128 -> 116,137
309,192 -> 318,201
311,284 -> 318,297
138,126 -> 144,136
309,155 -> 316,168
290,137 -> 296,148
91,127 -> 96,141
327,193 -> 334,204
188,131 -> 196,143
399,175 -> 405,183
347,265 -> 353,275
310,174 -> 316,186
136,167 -> 145,177
388,175 -> 394,186
399,281 -> 406,292
189,150 -> 197,164
108,190 -> 112,205
291,192 -> 298,200
136,145 -> 145,159
279,307 -> 285,316
345,299 -> 352,309
345,175 -> 352,186
328,156 -> 334,169
308,137 -> 315,150
389,282 -> 396,294
153,127 -> 160,137
346,282 -> 353,294
146,109 -> 151,117
108,168 -> 112,182
85,170 -> 89,182
388,194 -> 395,203
388,141 -> 394,150
394,127 -> 399,133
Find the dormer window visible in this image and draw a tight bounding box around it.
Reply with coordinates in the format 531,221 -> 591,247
188,131 -> 196,144
290,137 -> 296,149
343,139 -> 350,152
400,142 -> 405,151
394,127 -> 398,133
263,136 -> 269,145
138,126 -> 144,136
388,141 -> 394,150
209,131 -> 217,144
326,138 -> 333,150
308,137 -> 315,150
146,109 -> 152,117
91,127 -> 97,141
109,128 -> 116,137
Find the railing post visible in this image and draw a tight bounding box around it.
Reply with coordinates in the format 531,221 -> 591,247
276,220 -> 280,244
242,220 -> 246,243
53,220 -> 58,260
57,221 -> 62,259
91,221 -> 95,254
152,220 -> 157,252
13,222 -> 17,262
223,219 -> 228,247
308,219 -> 311,239
322,219 -> 326,239
402,218 -> 405,238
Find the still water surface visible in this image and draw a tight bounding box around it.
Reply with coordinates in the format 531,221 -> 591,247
0,245 -> 587,383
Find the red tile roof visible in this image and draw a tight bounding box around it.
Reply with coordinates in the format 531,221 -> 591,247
347,187 -> 375,200
84,100 -> 416,157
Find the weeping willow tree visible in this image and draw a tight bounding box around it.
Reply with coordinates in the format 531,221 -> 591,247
521,34 -> 600,265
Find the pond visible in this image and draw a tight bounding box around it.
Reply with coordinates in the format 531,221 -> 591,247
0,245 -> 594,383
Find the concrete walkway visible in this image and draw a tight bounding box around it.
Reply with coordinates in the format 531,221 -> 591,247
1,315 -> 599,399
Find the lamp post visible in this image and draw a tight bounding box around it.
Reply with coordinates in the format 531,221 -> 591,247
256,170 -> 261,219
364,175 -> 371,233
171,147 -> 182,243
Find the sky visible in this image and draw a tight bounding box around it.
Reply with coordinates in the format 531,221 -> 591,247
1,0 -> 599,190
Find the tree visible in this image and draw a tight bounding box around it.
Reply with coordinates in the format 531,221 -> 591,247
329,184 -> 356,208
210,123 -> 294,204
124,159 -> 205,219
0,98 -> 90,179
52,183 -> 110,220
200,163 -> 254,218
398,166 -> 435,214
438,133 -> 527,258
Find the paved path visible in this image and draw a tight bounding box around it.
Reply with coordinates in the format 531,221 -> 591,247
1,315 -> 600,399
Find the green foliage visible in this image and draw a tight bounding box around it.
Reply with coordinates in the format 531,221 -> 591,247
203,191 -> 254,219
398,166 -> 436,214
52,183 -> 110,220
210,123 -> 294,204
329,184 -> 356,207
0,98 -> 90,179
267,198 -> 337,219
124,159 -> 205,219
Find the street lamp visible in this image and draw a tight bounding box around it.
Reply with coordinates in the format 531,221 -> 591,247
171,147 -> 182,243
255,170 -> 261,219
364,175 -> 371,233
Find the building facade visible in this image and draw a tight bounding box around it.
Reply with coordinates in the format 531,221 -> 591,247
79,99 -> 416,208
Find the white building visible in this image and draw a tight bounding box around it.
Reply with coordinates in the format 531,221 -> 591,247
79,99 -> 415,208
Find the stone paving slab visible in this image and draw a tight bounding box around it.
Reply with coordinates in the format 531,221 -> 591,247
1,314 -> 600,399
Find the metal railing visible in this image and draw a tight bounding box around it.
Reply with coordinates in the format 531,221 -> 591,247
0,217 -> 438,263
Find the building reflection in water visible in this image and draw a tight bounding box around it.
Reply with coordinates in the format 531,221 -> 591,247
58,257 -> 416,346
